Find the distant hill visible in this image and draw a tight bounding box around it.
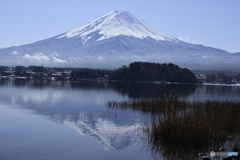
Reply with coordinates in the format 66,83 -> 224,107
192,70 -> 239,76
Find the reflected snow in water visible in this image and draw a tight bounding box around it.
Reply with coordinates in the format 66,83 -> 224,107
0,79 -> 240,160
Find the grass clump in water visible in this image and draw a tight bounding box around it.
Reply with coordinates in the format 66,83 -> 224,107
108,97 -> 240,159
146,100 -> 240,146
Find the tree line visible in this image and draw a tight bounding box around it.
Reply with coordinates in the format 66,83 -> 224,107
1,62 -> 198,83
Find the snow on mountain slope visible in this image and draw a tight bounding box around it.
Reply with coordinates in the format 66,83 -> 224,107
57,11 -> 177,42
0,10 -> 239,70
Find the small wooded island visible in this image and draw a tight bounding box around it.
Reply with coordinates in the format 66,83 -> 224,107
109,62 -> 198,83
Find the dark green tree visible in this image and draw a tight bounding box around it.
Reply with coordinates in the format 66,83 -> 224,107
14,66 -> 27,71
33,66 -> 48,73
109,62 -> 198,83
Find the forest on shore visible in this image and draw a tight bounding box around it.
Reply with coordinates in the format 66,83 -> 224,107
0,62 -> 198,83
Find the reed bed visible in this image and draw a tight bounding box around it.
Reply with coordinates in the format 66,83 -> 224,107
108,97 -> 240,159
145,100 -> 240,146
108,94 -> 188,115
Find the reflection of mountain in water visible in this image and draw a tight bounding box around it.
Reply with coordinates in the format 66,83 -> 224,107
0,79 -> 149,150
35,108 -> 143,150
0,79 -> 201,150
55,112 -> 141,150
1,78 -> 240,155
6,79 -> 231,152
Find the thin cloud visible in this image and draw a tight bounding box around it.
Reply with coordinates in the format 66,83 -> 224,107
22,53 -> 50,61
179,37 -> 190,42
53,57 -> 67,63
13,51 -> 19,55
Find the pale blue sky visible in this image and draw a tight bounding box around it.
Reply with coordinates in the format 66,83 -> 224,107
1,0 -> 239,53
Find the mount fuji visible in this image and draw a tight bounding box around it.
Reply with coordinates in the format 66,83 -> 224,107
1,10 -> 239,70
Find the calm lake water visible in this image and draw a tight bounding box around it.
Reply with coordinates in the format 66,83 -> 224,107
0,78 -> 240,160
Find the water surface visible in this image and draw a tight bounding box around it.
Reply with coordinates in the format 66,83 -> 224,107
0,79 -> 240,160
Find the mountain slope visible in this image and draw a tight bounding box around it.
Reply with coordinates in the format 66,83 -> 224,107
0,10 -> 239,70
57,11 -> 176,42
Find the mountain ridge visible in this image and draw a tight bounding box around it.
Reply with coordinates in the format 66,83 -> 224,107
0,10 -> 239,70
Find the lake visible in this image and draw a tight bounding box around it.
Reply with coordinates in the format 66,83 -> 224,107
0,78 -> 240,160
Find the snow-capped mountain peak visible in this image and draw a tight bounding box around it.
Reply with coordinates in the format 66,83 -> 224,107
57,10 -> 176,42
0,10 -> 239,70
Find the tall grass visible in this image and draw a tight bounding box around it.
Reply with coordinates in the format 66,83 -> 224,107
108,97 -> 240,159
108,94 -> 187,115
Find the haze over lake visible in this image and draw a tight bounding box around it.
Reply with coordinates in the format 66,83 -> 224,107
0,79 -> 240,160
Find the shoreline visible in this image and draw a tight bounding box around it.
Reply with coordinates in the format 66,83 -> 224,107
1,76 -> 240,87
